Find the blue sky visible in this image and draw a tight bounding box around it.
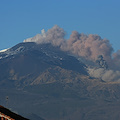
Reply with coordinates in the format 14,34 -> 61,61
0,0 -> 120,52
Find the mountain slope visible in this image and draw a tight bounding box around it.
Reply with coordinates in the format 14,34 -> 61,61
0,42 -> 87,88
0,42 -> 120,120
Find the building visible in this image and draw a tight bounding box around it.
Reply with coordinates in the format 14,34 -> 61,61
0,105 -> 29,120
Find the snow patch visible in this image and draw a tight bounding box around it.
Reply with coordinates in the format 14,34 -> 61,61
0,46 -> 25,60
0,48 -> 9,53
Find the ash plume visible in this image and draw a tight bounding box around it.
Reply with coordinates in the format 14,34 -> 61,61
24,25 -> 113,61
23,25 -> 120,81
24,25 -> 66,47
96,55 -> 108,69
66,31 -> 113,62
112,50 -> 120,70
88,68 -> 120,82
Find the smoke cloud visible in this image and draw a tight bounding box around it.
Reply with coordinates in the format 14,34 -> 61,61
24,25 -> 113,61
88,68 -> 120,82
66,31 -> 113,62
112,50 -> 120,70
23,25 -> 120,82
24,25 -> 66,46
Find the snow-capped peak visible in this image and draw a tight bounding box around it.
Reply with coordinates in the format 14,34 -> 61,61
0,45 -> 26,60
0,48 -> 9,53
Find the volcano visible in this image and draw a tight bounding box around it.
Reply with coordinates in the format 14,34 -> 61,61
0,42 -> 120,120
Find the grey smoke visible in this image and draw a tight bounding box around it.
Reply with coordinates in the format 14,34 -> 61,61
24,25 -> 66,47
96,55 -> 108,69
112,50 -> 120,70
66,31 -> 113,65
88,68 -> 120,82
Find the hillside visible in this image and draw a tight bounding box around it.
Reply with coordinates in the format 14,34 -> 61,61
0,42 -> 120,120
